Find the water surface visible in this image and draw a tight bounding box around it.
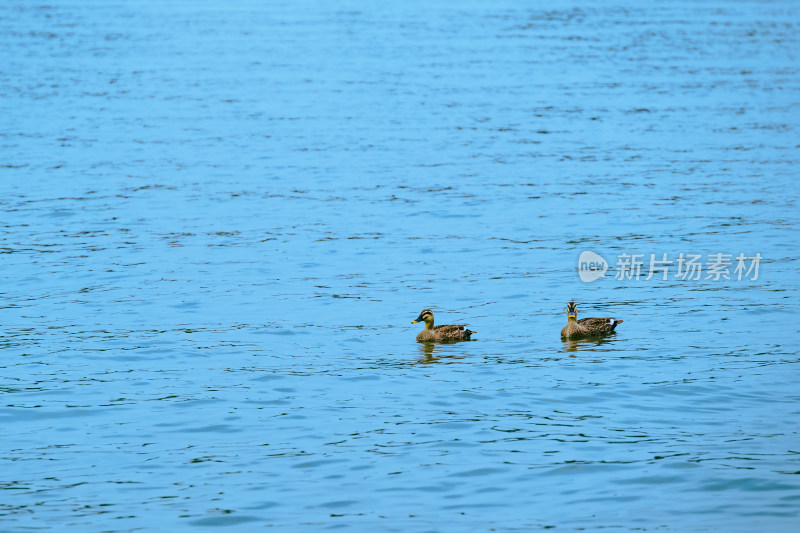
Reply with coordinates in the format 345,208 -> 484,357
1,0 -> 799,531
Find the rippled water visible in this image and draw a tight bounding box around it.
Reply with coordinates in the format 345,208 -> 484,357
2,0 -> 799,531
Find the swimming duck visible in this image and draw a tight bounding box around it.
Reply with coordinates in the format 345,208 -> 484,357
412,309 -> 476,343
560,302 -> 623,339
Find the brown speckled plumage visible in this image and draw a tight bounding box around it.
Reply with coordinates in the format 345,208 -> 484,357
560,302 -> 622,339
412,309 -> 475,343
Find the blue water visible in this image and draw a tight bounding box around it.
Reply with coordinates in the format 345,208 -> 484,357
2,0 -> 799,531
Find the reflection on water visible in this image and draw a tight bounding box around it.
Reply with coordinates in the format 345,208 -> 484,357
561,335 -> 619,354
416,341 -> 475,364
418,342 -> 438,364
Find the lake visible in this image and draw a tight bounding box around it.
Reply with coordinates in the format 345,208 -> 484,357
1,0 -> 799,531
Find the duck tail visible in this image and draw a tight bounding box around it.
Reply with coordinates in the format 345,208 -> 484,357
612,319 -> 623,329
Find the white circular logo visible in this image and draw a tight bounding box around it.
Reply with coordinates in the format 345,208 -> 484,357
578,251 -> 608,282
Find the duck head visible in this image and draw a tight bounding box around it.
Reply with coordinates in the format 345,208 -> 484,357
566,302 -> 578,320
412,309 -> 435,329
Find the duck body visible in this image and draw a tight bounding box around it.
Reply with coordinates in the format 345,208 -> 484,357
416,324 -> 475,343
412,309 -> 475,343
560,302 -> 622,339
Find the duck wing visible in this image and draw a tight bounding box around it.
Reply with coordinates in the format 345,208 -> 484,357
577,317 -> 620,334
433,324 -> 475,339
433,324 -> 466,333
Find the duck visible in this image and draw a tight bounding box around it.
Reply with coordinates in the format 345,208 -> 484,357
560,302 -> 623,339
412,309 -> 475,343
